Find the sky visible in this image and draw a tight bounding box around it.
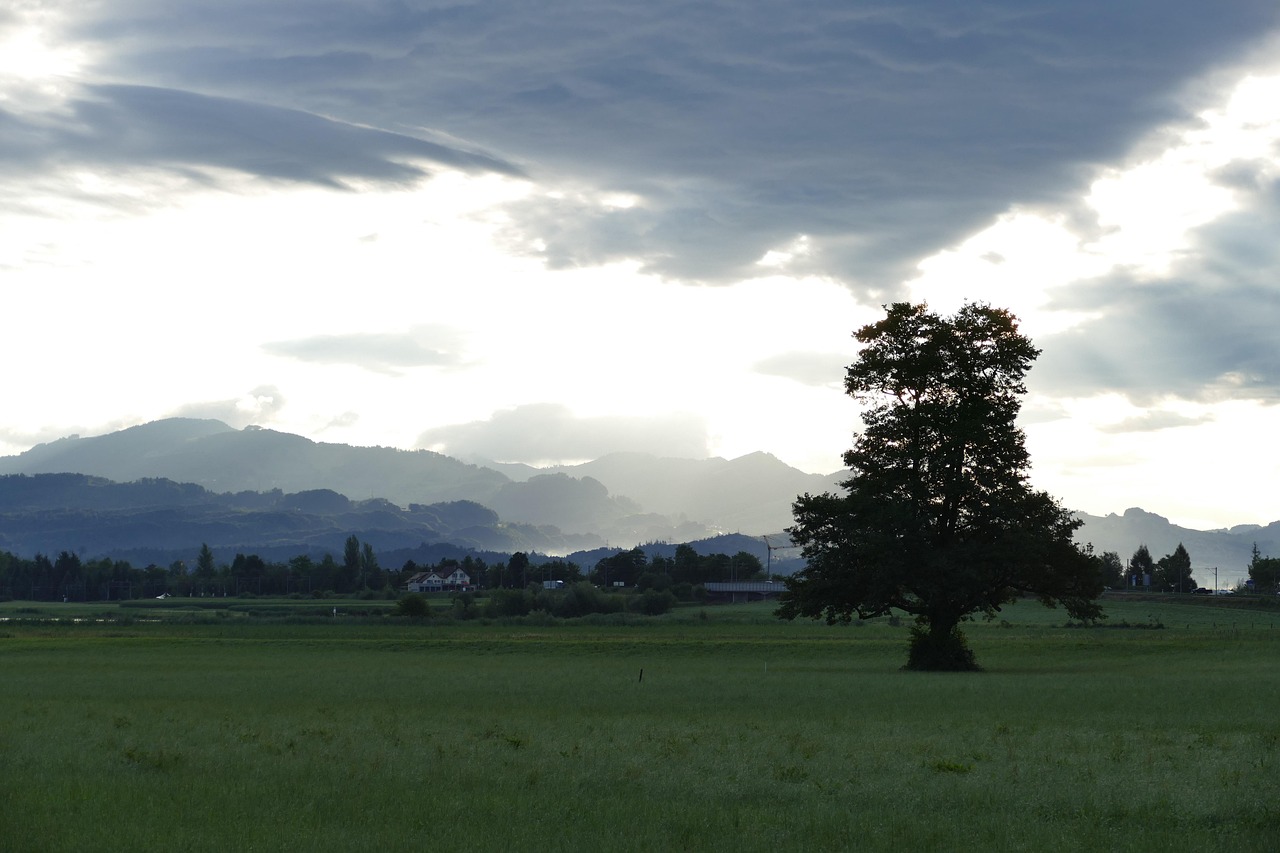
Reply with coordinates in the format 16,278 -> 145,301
3,1 -> 1280,531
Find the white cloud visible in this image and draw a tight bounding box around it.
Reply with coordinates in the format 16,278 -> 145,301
263,326 -> 470,375
169,386 -> 286,429
418,403 -> 710,464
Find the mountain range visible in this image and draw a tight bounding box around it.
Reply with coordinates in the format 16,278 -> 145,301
0,418 -> 830,568
0,418 -> 1274,586
1070,508 -> 1278,589
0,419 -> 841,539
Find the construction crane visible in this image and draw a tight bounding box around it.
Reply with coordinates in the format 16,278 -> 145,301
762,534 -> 794,580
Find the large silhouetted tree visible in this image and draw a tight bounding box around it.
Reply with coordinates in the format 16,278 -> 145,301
779,302 -> 1102,670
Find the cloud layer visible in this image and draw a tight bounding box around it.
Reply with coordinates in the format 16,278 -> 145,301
1,84 -> 520,191
264,326 -> 469,375
169,386 -> 286,429
1036,183 -> 1280,405
417,403 -> 709,464
40,1 -> 1280,290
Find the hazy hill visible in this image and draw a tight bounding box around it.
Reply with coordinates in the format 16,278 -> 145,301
1,420 -> 841,538
0,473 -> 598,562
508,451 -> 844,534
0,419 -> 508,505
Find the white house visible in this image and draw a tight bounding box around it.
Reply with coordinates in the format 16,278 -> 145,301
405,567 -> 472,593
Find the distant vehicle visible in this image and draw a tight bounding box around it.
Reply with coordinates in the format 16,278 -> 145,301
542,580 -> 565,590
155,593 -> 170,599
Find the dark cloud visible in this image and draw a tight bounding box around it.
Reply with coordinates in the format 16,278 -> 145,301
169,385 -> 285,428
57,1 -> 1280,291
1,84 -> 520,189
1034,182 -> 1280,404
417,403 -> 709,463
752,351 -> 849,388
263,326 -> 468,375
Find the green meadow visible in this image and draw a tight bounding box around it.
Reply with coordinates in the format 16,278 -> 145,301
2,596 -> 1279,851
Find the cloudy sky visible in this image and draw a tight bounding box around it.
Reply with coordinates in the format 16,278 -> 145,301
3,2 -> 1280,530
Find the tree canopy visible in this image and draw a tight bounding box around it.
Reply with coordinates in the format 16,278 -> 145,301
1155,543 -> 1195,593
778,302 -> 1102,670
1248,544 -> 1280,593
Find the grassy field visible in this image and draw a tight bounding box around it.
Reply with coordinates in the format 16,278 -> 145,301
2,596 -> 1279,851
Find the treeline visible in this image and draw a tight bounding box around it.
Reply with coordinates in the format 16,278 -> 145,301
402,582 -> 684,621
0,536 -> 765,602
0,536 -> 447,602
1094,543 -> 1198,592
589,544 -> 764,588
1093,540 -> 1280,593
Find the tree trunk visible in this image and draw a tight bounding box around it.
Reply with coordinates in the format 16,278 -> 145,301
905,613 -> 980,671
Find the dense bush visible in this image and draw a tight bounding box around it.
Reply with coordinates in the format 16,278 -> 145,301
478,583 -> 632,620
628,589 -> 678,616
483,589 -> 535,618
543,583 -> 624,618
635,572 -> 673,592
452,591 -> 481,620
396,593 -> 430,619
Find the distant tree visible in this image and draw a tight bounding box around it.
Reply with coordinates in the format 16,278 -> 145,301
32,553 -> 55,599
231,553 -> 267,578
779,302 -> 1102,671
1155,543 -> 1195,593
488,560 -> 507,589
649,555 -> 675,579
460,555 -> 480,588
537,559 -> 582,585
731,551 -> 764,580
508,552 -> 530,588
288,555 -> 315,593
672,543 -> 701,584
1097,550 -> 1124,588
335,536 -> 361,592
196,543 -> 216,578
54,551 -> 83,600
360,542 -> 381,589
1128,545 -> 1155,588
1248,543 -> 1280,593
591,548 -> 646,587
702,553 -> 732,582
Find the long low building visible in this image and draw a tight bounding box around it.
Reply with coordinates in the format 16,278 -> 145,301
703,581 -> 785,603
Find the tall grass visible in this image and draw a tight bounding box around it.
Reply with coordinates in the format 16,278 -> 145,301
1,597 -> 1278,850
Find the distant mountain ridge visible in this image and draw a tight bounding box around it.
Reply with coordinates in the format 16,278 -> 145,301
0,472 -> 601,562
483,450 -> 843,534
1,419 -> 507,503
4,419 -> 1274,587
0,418 -> 838,543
